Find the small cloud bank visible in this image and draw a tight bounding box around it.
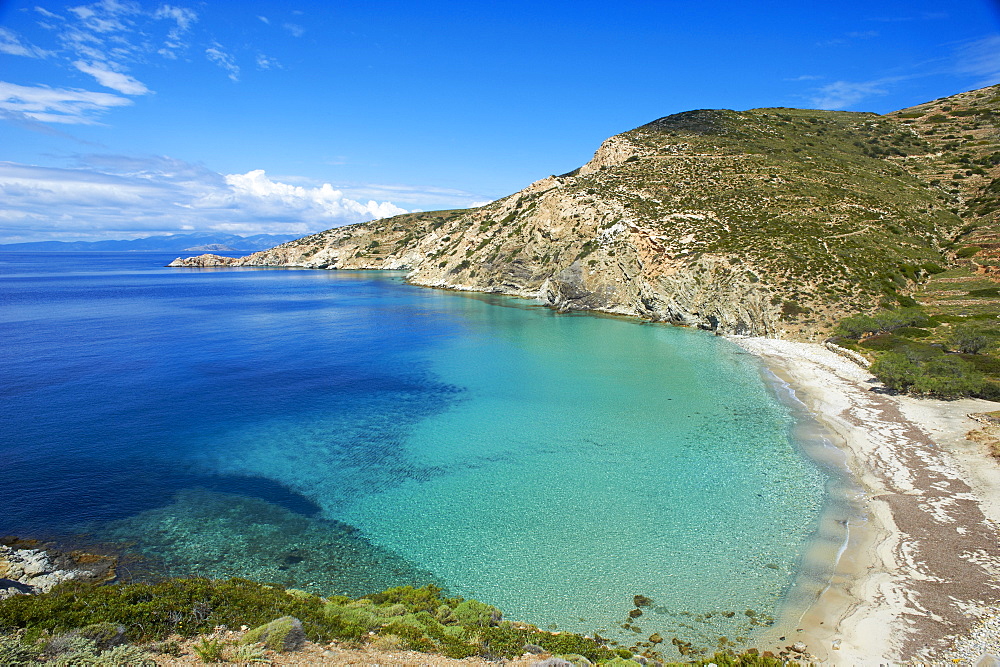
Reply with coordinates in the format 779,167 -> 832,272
0,157 -> 409,243
0,81 -> 132,124
212,170 -> 407,222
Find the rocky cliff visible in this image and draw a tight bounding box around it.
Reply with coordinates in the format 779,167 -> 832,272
173,85 -> 1000,337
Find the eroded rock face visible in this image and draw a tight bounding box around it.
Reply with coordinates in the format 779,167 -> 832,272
0,543 -> 117,599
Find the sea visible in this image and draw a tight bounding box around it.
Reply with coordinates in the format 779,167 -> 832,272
0,251 -> 834,653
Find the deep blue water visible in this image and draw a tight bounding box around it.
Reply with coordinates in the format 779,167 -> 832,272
0,252 -> 829,652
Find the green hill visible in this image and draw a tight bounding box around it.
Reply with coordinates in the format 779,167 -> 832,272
174,84 -> 1000,339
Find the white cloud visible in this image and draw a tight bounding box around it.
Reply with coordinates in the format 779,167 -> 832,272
154,4 -> 197,57
66,0 -> 140,34
212,170 -> 408,221
954,34 -> 1000,87
206,43 -> 240,81
72,60 -> 150,94
809,79 -> 888,110
0,27 -> 52,58
154,4 -> 196,32
256,53 -> 279,70
257,15 -> 270,24
283,22 -> 304,37
0,81 -> 132,124
34,7 -> 65,20
0,158 -> 410,242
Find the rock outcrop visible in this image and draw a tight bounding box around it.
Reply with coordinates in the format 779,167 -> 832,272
0,541 -> 117,599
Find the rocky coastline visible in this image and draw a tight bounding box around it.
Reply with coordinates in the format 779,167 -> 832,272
0,538 -> 117,600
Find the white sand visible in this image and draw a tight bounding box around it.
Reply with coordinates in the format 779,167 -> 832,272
731,337 -> 1000,664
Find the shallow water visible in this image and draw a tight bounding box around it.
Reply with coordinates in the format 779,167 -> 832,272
0,252 -> 827,653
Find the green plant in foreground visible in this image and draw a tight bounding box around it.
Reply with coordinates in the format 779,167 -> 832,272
192,636 -> 227,663
0,633 -> 42,663
230,642 -> 269,663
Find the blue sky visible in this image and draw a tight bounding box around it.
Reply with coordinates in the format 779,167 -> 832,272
1,0 -> 998,243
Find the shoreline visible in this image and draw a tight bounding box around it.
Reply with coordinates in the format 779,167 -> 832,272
732,336 -> 1000,664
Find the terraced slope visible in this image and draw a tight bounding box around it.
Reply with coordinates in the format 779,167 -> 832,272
175,87 -> 1000,337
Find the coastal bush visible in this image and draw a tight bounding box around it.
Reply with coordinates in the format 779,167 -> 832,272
948,322 -> 997,353
0,578 -> 330,643
0,633 -> 42,663
686,650 -> 791,666
835,307 -> 930,338
871,352 -> 920,392
451,599 -> 501,627
0,578 -> 627,662
871,351 -> 984,397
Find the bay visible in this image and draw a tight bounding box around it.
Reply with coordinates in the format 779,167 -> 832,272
0,251 -> 827,652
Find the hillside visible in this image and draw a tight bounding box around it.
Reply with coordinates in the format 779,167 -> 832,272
173,85 -> 1000,337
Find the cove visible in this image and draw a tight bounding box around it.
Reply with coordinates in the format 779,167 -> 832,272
0,252 -> 827,652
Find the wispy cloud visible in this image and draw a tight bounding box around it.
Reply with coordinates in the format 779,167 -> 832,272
72,60 -> 151,94
0,81 -> 132,124
817,29 -> 880,48
954,34 -> 1000,87
283,22 -> 305,37
867,12 -> 948,22
66,0 -> 140,35
256,53 -> 280,70
154,4 -> 198,58
809,79 -> 889,110
206,43 -> 240,81
0,0 -> 260,132
0,27 -> 52,58
0,158 -> 410,242
34,7 -> 64,20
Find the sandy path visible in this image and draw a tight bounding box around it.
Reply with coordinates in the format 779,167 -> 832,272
732,337 -> 1000,664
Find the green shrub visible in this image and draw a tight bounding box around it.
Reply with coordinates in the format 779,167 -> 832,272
949,323 -> 995,353
0,634 -> 42,663
894,327 -> 931,338
0,578 -> 329,643
872,352 -> 984,397
230,642 -> 269,663
911,356 -> 984,397
451,600 -> 501,628
871,352 -> 920,392
956,245 -> 983,258
242,616 -> 305,652
837,308 -> 930,338
362,585 -> 447,613
192,636 -> 227,663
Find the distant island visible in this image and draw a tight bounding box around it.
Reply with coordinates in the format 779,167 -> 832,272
0,232 -> 298,253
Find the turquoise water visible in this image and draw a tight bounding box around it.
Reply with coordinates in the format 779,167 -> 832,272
1,252 -> 826,653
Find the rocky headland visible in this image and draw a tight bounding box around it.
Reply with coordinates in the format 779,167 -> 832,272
172,84 -> 1000,339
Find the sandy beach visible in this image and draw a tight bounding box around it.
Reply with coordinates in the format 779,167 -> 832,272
732,337 -> 1000,664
